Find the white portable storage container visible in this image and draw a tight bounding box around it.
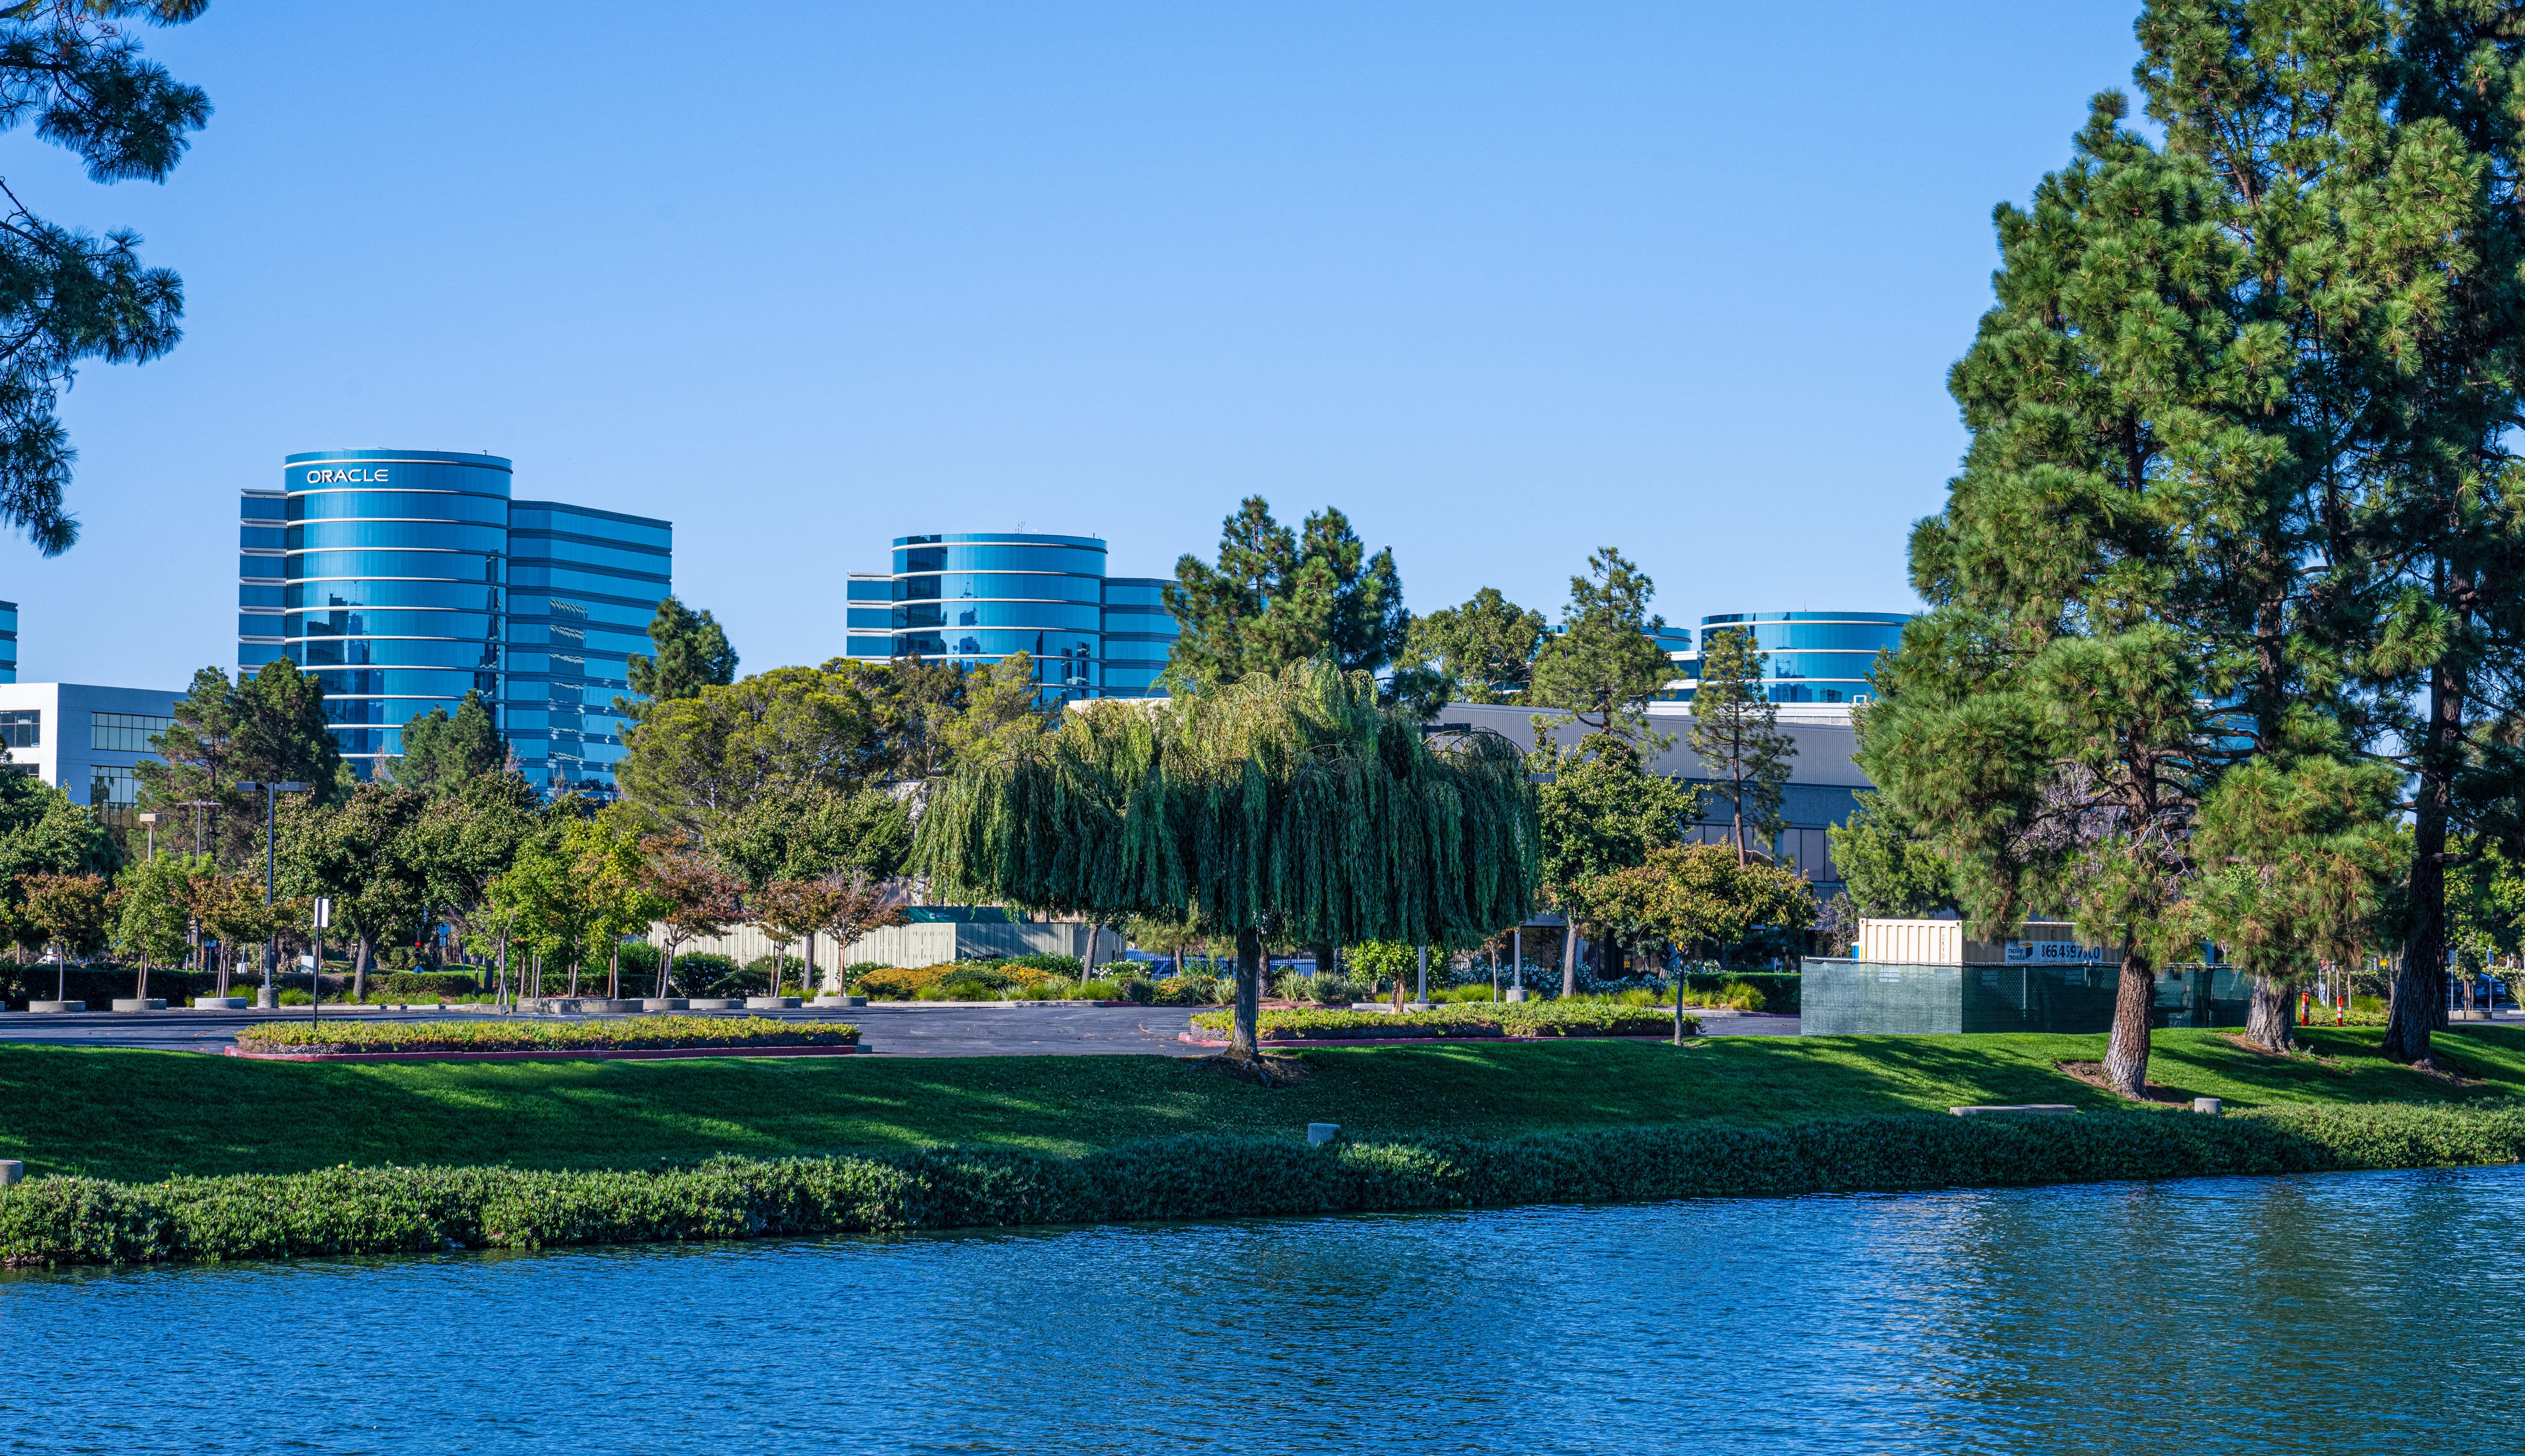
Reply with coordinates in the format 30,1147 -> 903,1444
1855,918 -> 2114,965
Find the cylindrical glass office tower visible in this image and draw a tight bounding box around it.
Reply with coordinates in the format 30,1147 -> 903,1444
886,532 -> 1105,700
281,449 -> 509,775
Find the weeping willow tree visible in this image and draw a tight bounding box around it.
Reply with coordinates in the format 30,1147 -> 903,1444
913,660 -> 1540,1057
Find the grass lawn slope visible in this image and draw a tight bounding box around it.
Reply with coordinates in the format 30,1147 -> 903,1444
5,1026 -> 2523,1184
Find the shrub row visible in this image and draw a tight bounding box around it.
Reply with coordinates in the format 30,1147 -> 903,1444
6,1103 -> 2521,1267
851,964 -> 1057,1000
1187,1003 -> 1693,1040
232,1016 -> 859,1055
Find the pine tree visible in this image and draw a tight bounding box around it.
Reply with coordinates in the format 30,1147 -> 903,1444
135,661 -> 345,866
1163,497 -> 1407,690
1686,627 -> 1796,865
388,689 -> 507,794
620,596 -> 738,723
1525,548 -> 1672,748
2133,2 -> 2525,1069
1864,96 -> 2244,1099
1397,587 -> 1548,705
0,1 -> 212,556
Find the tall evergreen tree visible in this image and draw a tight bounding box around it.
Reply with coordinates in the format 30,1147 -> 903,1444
2134,1 -> 2525,1069
620,596 -> 738,723
1525,548 -> 1673,748
1864,97 -> 2244,1099
0,0 -> 212,556
1687,627 -> 1797,865
135,661 -> 346,866
1163,497 -> 1407,690
1398,587 -> 1547,705
387,689 -> 507,794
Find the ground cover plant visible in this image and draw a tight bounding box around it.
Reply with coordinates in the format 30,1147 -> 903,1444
10,1027 -> 2525,1186
7,1101 -> 2524,1268
232,1016 -> 859,1056
1186,1003 -> 1691,1040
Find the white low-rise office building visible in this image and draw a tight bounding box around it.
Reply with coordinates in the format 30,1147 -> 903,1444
0,681 -> 185,820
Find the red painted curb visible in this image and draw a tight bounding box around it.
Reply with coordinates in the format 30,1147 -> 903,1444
224,1043 -> 866,1063
1175,1032 -> 1694,1048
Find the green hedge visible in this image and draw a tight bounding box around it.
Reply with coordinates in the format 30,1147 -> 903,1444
6,1102 -> 2521,1267
1188,1003 -> 1691,1040
372,971 -> 484,1001
232,1016 -> 859,1055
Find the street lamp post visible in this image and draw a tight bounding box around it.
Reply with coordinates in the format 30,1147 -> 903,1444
137,811 -> 158,862
179,799 -> 218,856
234,780 -> 311,1007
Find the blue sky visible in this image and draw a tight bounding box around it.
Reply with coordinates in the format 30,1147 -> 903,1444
4,0 -> 2146,687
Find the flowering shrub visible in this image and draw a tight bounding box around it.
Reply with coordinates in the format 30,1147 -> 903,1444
233,1016 -> 858,1055
1186,1003 -> 1690,1041
853,964 -> 1053,1000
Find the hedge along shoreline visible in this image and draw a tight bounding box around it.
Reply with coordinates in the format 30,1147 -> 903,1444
8,1102 -> 2523,1268
230,1016 -> 860,1058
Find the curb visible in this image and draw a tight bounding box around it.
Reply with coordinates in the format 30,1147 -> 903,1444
1175,1032 -> 1696,1048
223,1043 -> 867,1063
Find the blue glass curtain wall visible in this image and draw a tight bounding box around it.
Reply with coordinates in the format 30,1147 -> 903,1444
505,499 -> 669,798
260,451 -> 514,778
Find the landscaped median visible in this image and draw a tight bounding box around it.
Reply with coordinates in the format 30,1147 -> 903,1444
229,1016 -> 862,1063
1185,1002 -> 1697,1044
5,1101 -> 2522,1268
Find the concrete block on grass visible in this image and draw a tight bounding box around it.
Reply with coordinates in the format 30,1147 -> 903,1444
686,998 -> 743,1011
743,996 -> 802,1010
26,1001 -> 82,1013
0,1160 -> 19,1185
1308,1124 -> 1340,1145
110,999 -> 166,1012
641,998 -> 690,1012
190,997 -> 247,1010
810,995 -> 865,1007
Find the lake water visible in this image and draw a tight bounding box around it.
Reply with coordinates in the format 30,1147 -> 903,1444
11,1166 -> 2524,1454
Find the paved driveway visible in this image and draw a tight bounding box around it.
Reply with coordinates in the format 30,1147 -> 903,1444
0,1003 -> 1802,1055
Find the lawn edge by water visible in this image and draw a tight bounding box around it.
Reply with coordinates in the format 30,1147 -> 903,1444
7,1101 -> 2519,1268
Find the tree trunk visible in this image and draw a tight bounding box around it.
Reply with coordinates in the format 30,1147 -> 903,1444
1489,946 -> 1499,1001
1562,921 -> 1579,999
802,932 -> 816,995
1672,950 -> 1689,1045
2389,660 -> 2462,1066
136,949 -> 148,1002
2099,947 -> 2155,1099
214,944 -> 229,999
658,945 -> 676,999
494,931 -> 508,1008
2242,973 -> 2294,1054
353,935 -> 371,1005
57,949 -> 66,1003
609,944 -> 620,1000
568,956 -> 580,996
1229,926 -> 1263,1058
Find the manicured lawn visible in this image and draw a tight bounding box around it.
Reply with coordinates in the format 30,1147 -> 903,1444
5,1025 -> 2521,1183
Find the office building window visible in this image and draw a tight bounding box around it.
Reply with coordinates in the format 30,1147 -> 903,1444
88,763 -> 143,808
91,711 -> 173,754
0,709 -> 37,748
